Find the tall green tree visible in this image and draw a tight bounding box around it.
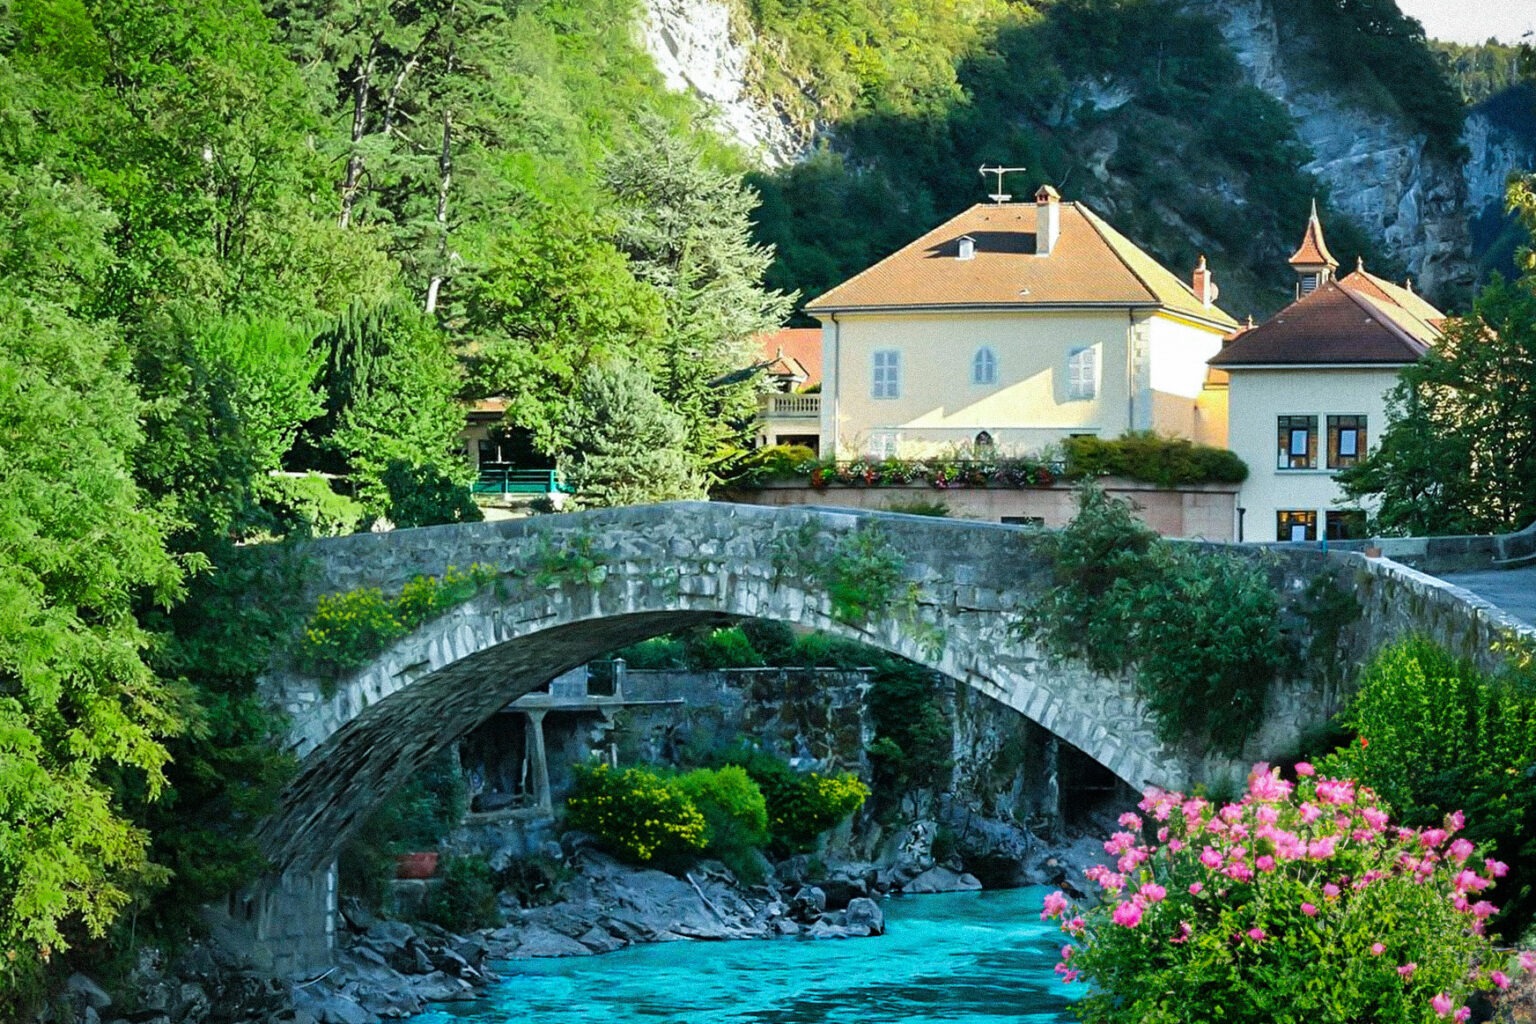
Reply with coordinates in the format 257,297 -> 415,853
560,361 -> 705,508
604,118 -> 794,470
312,299 -> 471,515
1339,272 -> 1536,535
0,84 -> 187,994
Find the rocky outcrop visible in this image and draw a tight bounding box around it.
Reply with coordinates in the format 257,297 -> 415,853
1186,0 -> 1473,297
637,0 -> 810,166
1464,85 -> 1536,222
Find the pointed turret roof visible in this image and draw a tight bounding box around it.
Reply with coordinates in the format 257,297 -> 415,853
1288,199 -> 1338,270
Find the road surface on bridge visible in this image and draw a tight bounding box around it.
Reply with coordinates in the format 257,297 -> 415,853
1437,567 -> 1536,628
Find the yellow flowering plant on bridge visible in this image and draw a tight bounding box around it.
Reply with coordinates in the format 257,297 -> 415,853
299,563 -> 498,675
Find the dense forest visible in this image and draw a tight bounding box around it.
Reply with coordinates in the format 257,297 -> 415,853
0,0 -> 784,1008
0,0 -> 1524,1011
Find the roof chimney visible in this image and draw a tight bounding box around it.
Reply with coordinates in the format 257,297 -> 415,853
1035,185 -> 1061,258
1192,255 -> 1218,308
957,235 -> 975,261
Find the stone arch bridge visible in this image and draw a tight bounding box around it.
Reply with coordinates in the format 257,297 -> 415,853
233,501 -> 1517,974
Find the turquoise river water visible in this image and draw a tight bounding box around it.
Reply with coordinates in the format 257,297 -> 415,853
407,887 -> 1079,1024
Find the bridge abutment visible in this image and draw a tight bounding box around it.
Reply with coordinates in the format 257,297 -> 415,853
210,864 -> 338,977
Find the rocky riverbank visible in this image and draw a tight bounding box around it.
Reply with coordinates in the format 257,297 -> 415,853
45,809 -> 1112,1024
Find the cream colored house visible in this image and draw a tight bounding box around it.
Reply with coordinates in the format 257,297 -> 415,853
803,186 -> 1238,459
1209,206 -> 1444,542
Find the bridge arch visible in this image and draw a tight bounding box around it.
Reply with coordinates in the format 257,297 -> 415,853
255,502 -> 1189,876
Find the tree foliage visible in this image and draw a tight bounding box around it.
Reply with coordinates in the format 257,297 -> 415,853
0,295 -> 183,982
1320,637 -> 1536,938
560,361 -> 706,508
1339,272 -> 1536,535
1027,488 -> 1286,755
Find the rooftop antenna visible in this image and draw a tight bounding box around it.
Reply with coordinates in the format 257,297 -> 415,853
979,165 -> 1028,204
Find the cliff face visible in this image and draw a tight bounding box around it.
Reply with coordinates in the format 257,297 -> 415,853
1464,84 -> 1536,217
638,0 -> 1502,302
637,0 -> 809,167
1187,0 -> 1473,298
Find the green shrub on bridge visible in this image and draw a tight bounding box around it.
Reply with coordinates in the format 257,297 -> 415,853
1027,486 -> 1285,755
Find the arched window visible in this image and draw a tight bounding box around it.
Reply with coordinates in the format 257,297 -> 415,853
972,346 -> 997,385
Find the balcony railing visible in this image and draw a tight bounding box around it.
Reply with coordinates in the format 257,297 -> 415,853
472,467 -> 572,495
763,393 -> 821,419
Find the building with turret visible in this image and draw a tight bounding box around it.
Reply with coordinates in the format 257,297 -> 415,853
1211,205 -> 1445,541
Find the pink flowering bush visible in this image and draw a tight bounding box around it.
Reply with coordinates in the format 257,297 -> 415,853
1044,763 -> 1518,1024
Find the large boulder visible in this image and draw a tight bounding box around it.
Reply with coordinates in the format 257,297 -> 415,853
844,898 -> 885,936
290,988 -> 377,1024
900,866 -> 983,894
786,886 -> 826,922
509,925 -> 595,958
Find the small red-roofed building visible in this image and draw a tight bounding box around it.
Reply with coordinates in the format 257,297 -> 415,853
803,185 -> 1238,460
756,327 -> 823,453
1210,210 -> 1444,542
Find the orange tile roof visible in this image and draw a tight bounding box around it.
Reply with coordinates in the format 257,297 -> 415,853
1337,266 -> 1444,340
1209,281 -> 1432,367
759,327 -> 822,389
804,201 -> 1237,330
1288,200 -> 1339,269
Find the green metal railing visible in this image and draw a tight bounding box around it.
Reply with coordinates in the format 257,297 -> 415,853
472,467 -> 572,495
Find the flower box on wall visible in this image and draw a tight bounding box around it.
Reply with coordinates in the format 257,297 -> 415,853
394,851 -> 439,879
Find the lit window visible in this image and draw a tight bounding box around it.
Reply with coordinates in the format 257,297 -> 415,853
1067,347 -> 1097,401
868,430 -> 899,459
1327,415 -> 1366,469
1277,415 -> 1318,470
972,347 -> 998,385
1277,510 -> 1317,542
873,350 -> 901,399
1326,510 -> 1368,541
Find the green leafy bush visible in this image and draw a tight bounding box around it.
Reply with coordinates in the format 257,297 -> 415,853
300,564 -> 498,673
676,766 -> 771,881
1062,432 -> 1248,487
1028,487 -> 1284,754
1047,764 -> 1507,1024
740,618 -> 798,663
423,855 -> 501,931
730,443 -> 819,486
1319,637 -> 1536,936
381,459 -> 483,528
339,749 -> 466,909
724,751 -> 869,854
565,764 -> 707,863
865,663 -> 952,796
612,636 -> 690,670
684,626 -> 765,670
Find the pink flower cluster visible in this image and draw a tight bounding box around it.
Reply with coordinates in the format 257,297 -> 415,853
1041,762 -> 1524,1021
